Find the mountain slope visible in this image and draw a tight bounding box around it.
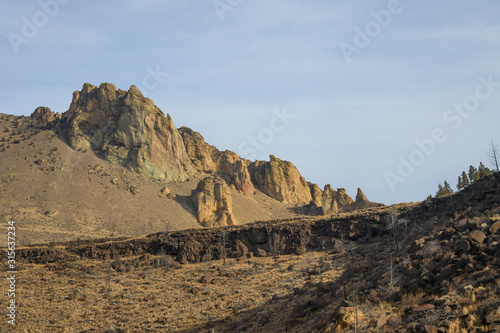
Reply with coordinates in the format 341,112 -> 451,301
10,173 -> 500,332
0,83 -> 381,244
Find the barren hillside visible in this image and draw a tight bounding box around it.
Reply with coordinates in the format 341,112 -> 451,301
5,172 -> 500,332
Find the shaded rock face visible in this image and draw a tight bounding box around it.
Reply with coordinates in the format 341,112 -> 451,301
30,107 -> 61,125
61,83 -> 196,182
251,155 -> 313,205
191,176 -> 238,227
309,183 -> 324,208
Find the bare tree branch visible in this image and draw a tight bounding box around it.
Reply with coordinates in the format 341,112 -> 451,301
489,139 -> 499,172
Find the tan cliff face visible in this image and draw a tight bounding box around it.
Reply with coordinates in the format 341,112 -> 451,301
61,83 -> 196,182
322,185 -> 340,214
218,151 -> 255,196
179,126 -> 220,173
251,155 -> 313,205
355,187 -> 369,203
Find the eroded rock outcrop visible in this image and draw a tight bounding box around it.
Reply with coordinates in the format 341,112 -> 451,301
322,185 -> 339,214
309,183 -> 323,208
355,187 -> 368,203
344,188 -> 383,212
30,107 -> 61,125
191,176 -> 238,227
251,155 -> 313,205
322,185 -> 355,214
61,83 -> 196,182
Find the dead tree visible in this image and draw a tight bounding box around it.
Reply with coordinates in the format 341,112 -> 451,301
388,213 -> 399,251
489,139 -> 500,172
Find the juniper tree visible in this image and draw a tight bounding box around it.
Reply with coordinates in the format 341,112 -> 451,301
437,181 -> 453,197
436,183 -> 446,197
444,180 -> 453,194
461,171 -> 470,188
478,162 -> 490,178
474,171 -> 480,182
469,165 -> 479,184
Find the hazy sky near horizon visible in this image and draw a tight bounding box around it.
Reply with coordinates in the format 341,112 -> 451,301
1,0 -> 500,204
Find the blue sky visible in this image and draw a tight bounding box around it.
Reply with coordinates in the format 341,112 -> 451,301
1,0 -> 500,204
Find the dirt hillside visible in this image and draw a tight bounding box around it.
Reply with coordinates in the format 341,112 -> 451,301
6,172 -> 500,332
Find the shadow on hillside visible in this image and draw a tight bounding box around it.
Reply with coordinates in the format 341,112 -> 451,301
288,203 -> 323,216
174,239 -> 394,333
174,272 -> 346,333
174,194 -> 196,216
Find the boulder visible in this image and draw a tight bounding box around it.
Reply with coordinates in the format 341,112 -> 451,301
253,246 -> 267,257
160,187 -> 170,196
235,240 -> 249,257
490,221 -> 500,234
470,230 -> 486,244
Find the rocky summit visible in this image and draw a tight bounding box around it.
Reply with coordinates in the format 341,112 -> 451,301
60,83 -> 196,182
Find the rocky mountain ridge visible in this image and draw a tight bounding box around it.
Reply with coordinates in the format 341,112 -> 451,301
27,82 -> 381,229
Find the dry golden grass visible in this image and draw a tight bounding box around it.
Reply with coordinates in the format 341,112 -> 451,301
402,290 -> 424,307
447,318 -> 468,333
4,252 -> 347,332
